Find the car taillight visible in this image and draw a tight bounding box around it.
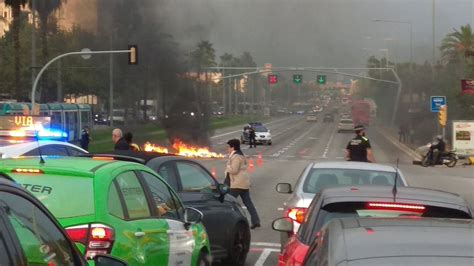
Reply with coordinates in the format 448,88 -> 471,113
367,202 -> 426,212
285,208 -> 307,224
66,224 -> 115,260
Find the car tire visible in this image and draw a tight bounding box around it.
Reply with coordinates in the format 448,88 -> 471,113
197,250 -> 211,266
268,142 -> 272,145
222,222 -> 250,266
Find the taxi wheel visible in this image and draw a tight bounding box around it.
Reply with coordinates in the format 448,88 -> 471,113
223,222 -> 250,266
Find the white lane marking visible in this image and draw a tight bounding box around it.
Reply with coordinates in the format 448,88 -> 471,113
321,126 -> 337,158
210,116 -> 295,139
251,242 -> 282,248
277,207 -> 284,211
335,156 -> 345,159
255,249 -> 277,266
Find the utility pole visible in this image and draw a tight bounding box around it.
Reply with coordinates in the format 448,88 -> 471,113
31,0 -> 36,91
109,34 -> 114,127
222,70 -> 226,115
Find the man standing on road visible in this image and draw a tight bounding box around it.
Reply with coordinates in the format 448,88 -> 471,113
112,128 -> 131,151
248,126 -> 256,148
345,125 -> 375,162
226,139 -> 261,229
80,126 -> 91,151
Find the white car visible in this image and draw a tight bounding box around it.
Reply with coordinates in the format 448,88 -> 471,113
276,161 -> 408,246
254,125 -> 272,145
0,140 -> 88,158
338,118 -> 354,132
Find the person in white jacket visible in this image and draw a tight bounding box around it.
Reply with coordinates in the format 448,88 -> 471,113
226,139 -> 261,229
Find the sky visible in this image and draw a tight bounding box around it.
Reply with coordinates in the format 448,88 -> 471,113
155,0 -> 473,67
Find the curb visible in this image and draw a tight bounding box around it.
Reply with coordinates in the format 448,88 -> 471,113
376,127 -> 422,161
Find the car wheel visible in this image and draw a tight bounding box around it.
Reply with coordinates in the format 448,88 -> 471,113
223,222 -> 250,266
268,142 -> 272,145
197,250 -> 211,266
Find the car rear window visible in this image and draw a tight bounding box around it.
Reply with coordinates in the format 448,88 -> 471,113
10,173 -> 94,219
307,202 -> 471,244
302,168 -> 403,193
340,119 -> 353,124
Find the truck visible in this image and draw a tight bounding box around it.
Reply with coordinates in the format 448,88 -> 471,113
351,100 -> 371,126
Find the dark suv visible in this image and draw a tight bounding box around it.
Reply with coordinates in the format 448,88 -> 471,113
89,152 -> 251,266
0,176 -> 126,266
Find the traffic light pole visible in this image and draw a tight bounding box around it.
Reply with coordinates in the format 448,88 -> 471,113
208,66 -> 401,127
31,49 -> 133,111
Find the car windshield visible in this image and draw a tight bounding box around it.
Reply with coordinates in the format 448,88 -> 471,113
254,126 -> 268,132
340,120 -> 353,124
302,168 -> 403,193
308,201 -> 471,244
10,173 -> 95,219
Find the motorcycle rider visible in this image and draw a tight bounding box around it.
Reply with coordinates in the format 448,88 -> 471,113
429,135 -> 446,165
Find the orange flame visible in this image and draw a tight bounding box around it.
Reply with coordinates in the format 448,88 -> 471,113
143,142 -> 169,154
172,139 -> 225,158
142,139 -> 224,158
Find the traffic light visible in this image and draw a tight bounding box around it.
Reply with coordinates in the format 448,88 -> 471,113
317,75 -> 326,84
268,74 -> 278,84
128,45 -> 138,65
293,74 -> 303,84
438,105 -> 447,127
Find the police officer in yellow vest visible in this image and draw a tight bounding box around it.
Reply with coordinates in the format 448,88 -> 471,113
345,125 -> 375,163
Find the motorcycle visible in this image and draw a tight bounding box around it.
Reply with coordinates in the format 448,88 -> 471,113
417,143 -> 458,168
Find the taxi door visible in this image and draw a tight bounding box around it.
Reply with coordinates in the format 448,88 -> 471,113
108,171 -> 169,265
138,170 -> 196,265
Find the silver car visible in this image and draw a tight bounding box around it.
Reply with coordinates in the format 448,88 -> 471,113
337,118 -> 354,132
276,161 -> 408,245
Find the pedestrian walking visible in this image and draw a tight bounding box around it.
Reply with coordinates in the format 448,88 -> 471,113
248,126 -> 256,148
112,128 -> 131,151
399,124 -> 408,143
225,139 -> 261,229
80,126 -> 91,151
345,125 -> 375,162
124,132 -> 141,152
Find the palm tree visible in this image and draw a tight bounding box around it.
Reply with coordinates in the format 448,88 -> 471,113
440,24 -> 474,65
5,0 -> 27,98
190,41 -> 217,100
28,0 -> 66,63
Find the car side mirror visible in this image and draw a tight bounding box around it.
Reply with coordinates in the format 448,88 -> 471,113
184,207 -> 203,230
218,183 -> 230,195
276,183 -> 292,193
94,255 -> 127,266
272,217 -> 294,233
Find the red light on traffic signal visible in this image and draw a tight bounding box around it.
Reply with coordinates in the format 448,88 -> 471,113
268,74 -> 278,84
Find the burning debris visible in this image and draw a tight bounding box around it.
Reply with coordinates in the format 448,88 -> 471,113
143,139 -> 224,158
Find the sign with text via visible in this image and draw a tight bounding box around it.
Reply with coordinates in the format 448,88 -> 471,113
430,96 -> 446,112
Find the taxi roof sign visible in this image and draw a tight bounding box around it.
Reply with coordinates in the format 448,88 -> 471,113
0,116 -> 51,131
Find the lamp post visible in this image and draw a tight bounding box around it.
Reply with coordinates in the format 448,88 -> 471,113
374,19 -> 414,107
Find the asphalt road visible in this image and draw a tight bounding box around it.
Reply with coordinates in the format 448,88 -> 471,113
199,115 -> 474,266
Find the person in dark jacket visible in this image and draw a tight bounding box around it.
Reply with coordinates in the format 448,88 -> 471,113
112,128 -> 130,150
248,126 -> 257,148
124,132 -> 141,151
80,126 -> 91,151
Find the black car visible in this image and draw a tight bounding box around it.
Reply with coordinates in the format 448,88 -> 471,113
88,151 -> 251,265
323,113 -> 335,122
0,175 -> 126,266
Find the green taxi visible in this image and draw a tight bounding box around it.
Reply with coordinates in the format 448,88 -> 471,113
0,156 -> 211,265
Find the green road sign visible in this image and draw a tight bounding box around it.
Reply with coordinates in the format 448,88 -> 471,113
293,74 -> 303,84
317,75 -> 326,84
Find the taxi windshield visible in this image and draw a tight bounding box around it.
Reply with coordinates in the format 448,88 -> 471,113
9,173 -> 95,219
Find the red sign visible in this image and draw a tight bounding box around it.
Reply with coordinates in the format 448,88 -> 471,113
461,79 -> 474,94
268,74 -> 278,84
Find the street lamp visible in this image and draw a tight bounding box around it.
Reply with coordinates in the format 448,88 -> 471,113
373,19 -> 413,71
